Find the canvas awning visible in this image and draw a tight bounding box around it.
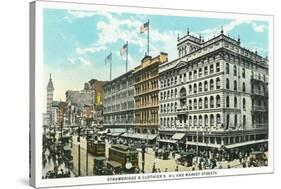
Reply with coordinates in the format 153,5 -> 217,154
225,139 -> 268,149
121,133 -> 157,141
172,133 -> 185,140
158,139 -> 177,144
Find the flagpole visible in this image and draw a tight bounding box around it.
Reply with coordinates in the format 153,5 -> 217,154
147,19 -> 150,56
126,41 -> 128,73
110,52 -> 112,81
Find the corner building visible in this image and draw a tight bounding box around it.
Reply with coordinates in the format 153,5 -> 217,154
158,29 -> 268,149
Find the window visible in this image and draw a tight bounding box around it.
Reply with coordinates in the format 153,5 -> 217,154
216,62 -> 220,72
164,91 -> 166,99
226,78 -> 230,89
171,103 -> 174,112
189,100 -> 192,110
171,90 -> 174,98
160,105 -> 163,113
167,91 -> 170,99
242,68 -> 245,78
164,104 -> 166,113
189,85 -> 192,94
189,72 -> 192,80
243,115 -> 246,128
204,115 -> 208,127
234,97 -> 237,108
204,80 -> 208,91
216,114 -> 221,125
194,116 -> 197,126
210,64 -> 214,74
199,98 -> 203,109
199,115 -> 203,126
242,82 -> 246,92
204,97 -> 208,109
210,114 -> 214,126
243,98 -> 246,110
160,92 -> 163,100
204,66 -> 208,75
226,114 -> 230,129
194,99 -> 197,110
174,102 -> 177,112
234,65 -> 237,76
189,116 -> 192,126
210,96 -> 214,108
210,79 -> 214,90
199,68 -> 202,77
234,114 -> 238,127
175,89 -> 177,97
193,70 -> 197,79
226,63 -> 229,74
199,82 -> 202,92
234,80 -> 237,91
167,104 -> 170,112
216,78 -> 220,89
193,83 -> 197,93
226,96 -> 230,108
216,95 -> 221,107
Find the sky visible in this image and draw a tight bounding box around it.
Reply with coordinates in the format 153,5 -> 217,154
43,8 -> 269,103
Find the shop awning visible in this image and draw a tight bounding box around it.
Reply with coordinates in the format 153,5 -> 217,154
158,139 -> 177,144
121,133 -> 157,141
107,132 -> 123,137
185,141 -> 221,148
225,139 -> 268,149
172,133 -> 185,140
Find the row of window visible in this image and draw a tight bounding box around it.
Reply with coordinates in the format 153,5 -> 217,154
225,63 -> 246,78
161,114 -> 246,128
160,62 -> 221,88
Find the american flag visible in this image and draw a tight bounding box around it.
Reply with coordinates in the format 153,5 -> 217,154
120,43 -> 128,56
105,52 -> 112,64
140,21 -> 149,33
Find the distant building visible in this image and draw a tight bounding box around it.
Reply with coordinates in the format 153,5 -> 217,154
44,74 -> 54,126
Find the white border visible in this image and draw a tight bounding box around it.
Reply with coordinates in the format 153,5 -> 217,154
33,0 -> 274,188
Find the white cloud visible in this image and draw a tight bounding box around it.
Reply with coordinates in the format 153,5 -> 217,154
76,46 -> 107,55
252,22 -> 267,32
68,57 -> 92,66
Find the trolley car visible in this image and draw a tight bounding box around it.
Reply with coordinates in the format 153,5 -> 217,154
87,140 -> 105,157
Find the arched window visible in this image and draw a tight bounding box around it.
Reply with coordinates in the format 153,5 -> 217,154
194,99 -> 197,110
204,66 -> 208,75
210,79 -> 214,90
242,82 -> 246,92
216,78 -> 221,89
199,82 -> 202,92
210,114 -> 214,126
204,114 -> 208,127
193,83 -> 197,93
234,80 -> 237,91
160,92 -> 163,100
174,102 -> 177,112
226,114 -> 230,129
242,68 -> 246,78
167,103 -> 170,112
243,115 -> 246,128
175,88 -> 177,97
226,78 -> 230,89
216,114 -> 221,125
164,91 -> 166,99
164,104 -> 166,113
210,96 -> 214,108
199,115 -> 203,126
194,115 -> 197,126
234,97 -> 237,108
189,85 -> 192,94
216,95 -> 221,107
216,62 -> 220,72
210,64 -> 214,74
189,100 -> 192,110
204,97 -> 208,109
167,90 -> 170,99
234,65 -> 237,76
199,98 -> 203,109
204,80 -> 208,91
226,63 -> 229,74
226,96 -> 230,108
180,87 -> 187,97
160,105 -> 163,113
189,116 -> 192,126
243,98 -> 246,110
234,114 -> 238,127
171,89 -> 174,98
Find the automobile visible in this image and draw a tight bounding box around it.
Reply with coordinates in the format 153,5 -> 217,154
177,152 -> 195,166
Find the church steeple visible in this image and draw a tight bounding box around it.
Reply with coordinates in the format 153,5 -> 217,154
47,74 -> 54,90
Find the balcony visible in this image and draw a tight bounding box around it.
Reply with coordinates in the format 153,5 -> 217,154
176,106 -> 189,115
